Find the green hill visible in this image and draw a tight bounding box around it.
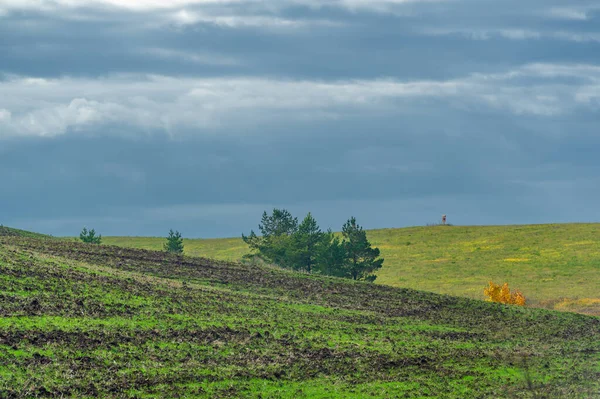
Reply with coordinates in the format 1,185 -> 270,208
102,235 -> 249,262
1,234 -> 599,398
103,223 -> 600,316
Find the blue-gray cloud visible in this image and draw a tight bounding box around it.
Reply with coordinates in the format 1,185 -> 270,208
0,0 -> 599,236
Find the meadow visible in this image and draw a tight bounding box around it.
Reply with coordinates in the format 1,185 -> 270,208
1,231 -> 599,398
102,236 -> 249,262
103,223 -> 600,316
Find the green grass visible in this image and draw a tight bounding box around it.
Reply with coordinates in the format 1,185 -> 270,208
102,236 -> 249,261
104,223 -> 600,315
369,224 -> 600,312
1,235 -> 599,398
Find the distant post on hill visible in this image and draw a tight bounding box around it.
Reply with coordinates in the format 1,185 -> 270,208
164,229 -> 184,254
442,215 -> 447,225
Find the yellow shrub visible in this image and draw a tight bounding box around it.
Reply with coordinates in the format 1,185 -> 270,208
484,281 -> 526,306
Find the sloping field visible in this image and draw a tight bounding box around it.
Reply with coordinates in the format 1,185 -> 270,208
1,235 -> 599,398
103,223 -> 600,315
370,224 -> 600,315
102,236 -> 248,262
0,226 -> 53,240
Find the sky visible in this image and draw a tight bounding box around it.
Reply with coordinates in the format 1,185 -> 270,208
1,0 -> 599,238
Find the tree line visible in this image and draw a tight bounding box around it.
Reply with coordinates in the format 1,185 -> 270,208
243,209 -> 384,282
78,210 -> 383,282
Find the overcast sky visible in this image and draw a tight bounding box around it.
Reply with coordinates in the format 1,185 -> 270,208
1,0 -> 599,237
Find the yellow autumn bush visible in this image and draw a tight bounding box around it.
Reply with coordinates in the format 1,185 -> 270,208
484,281 -> 526,306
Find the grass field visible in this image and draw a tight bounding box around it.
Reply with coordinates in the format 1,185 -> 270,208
102,236 -> 249,262
1,233 -> 599,398
103,223 -> 600,316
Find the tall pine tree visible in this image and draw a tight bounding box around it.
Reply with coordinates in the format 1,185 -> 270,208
314,229 -> 346,277
341,217 -> 384,281
242,208 -> 298,266
289,212 -> 325,273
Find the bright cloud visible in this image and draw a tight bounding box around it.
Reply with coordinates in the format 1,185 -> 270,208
0,109 -> 11,121
167,9 -> 338,28
546,7 -> 589,21
0,0 -> 447,12
421,28 -> 600,43
1,63 -> 598,138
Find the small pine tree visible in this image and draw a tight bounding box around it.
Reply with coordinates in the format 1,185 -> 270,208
164,229 -> 184,254
80,227 -> 102,244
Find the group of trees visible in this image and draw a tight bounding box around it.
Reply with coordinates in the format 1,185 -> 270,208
243,209 -> 383,282
78,212 -> 382,282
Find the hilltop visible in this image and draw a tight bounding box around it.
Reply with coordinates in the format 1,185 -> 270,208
103,223 -> 600,315
1,233 -> 599,397
0,225 -> 53,239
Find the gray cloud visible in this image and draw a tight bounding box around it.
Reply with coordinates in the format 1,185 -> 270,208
1,63 -> 598,138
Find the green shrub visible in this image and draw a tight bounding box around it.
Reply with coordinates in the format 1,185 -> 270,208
164,230 -> 184,254
80,227 -> 102,244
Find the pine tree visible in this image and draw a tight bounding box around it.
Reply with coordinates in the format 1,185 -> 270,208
289,212 -> 325,273
164,229 -> 184,254
242,208 -> 298,266
80,227 -> 102,244
314,230 -> 346,277
341,217 -> 384,281
258,209 -> 298,237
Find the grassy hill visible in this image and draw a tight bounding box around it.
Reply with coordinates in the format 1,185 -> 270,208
102,236 -> 248,262
1,234 -> 599,398
103,223 -> 600,316
0,225 -> 53,239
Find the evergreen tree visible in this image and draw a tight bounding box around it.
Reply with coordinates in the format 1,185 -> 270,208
242,208 -> 298,265
164,229 -> 184,254
289,212 -> 325,273
259,209 -> 298,237
80,227 -> 102,244
314,229 -> 346,277
341,217 -> 384,281
241,229 -> 261,252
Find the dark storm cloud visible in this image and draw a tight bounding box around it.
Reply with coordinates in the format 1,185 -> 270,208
0,0 -> 599,236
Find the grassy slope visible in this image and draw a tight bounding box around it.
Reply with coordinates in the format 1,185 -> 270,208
0,226 -> 52,239
370,224 -> 600,312
104,223 -> 600,315
1,236 -> 599,398
102,236 -> 249,262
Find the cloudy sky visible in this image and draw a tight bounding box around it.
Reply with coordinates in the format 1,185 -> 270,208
1,0 -> 599,237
